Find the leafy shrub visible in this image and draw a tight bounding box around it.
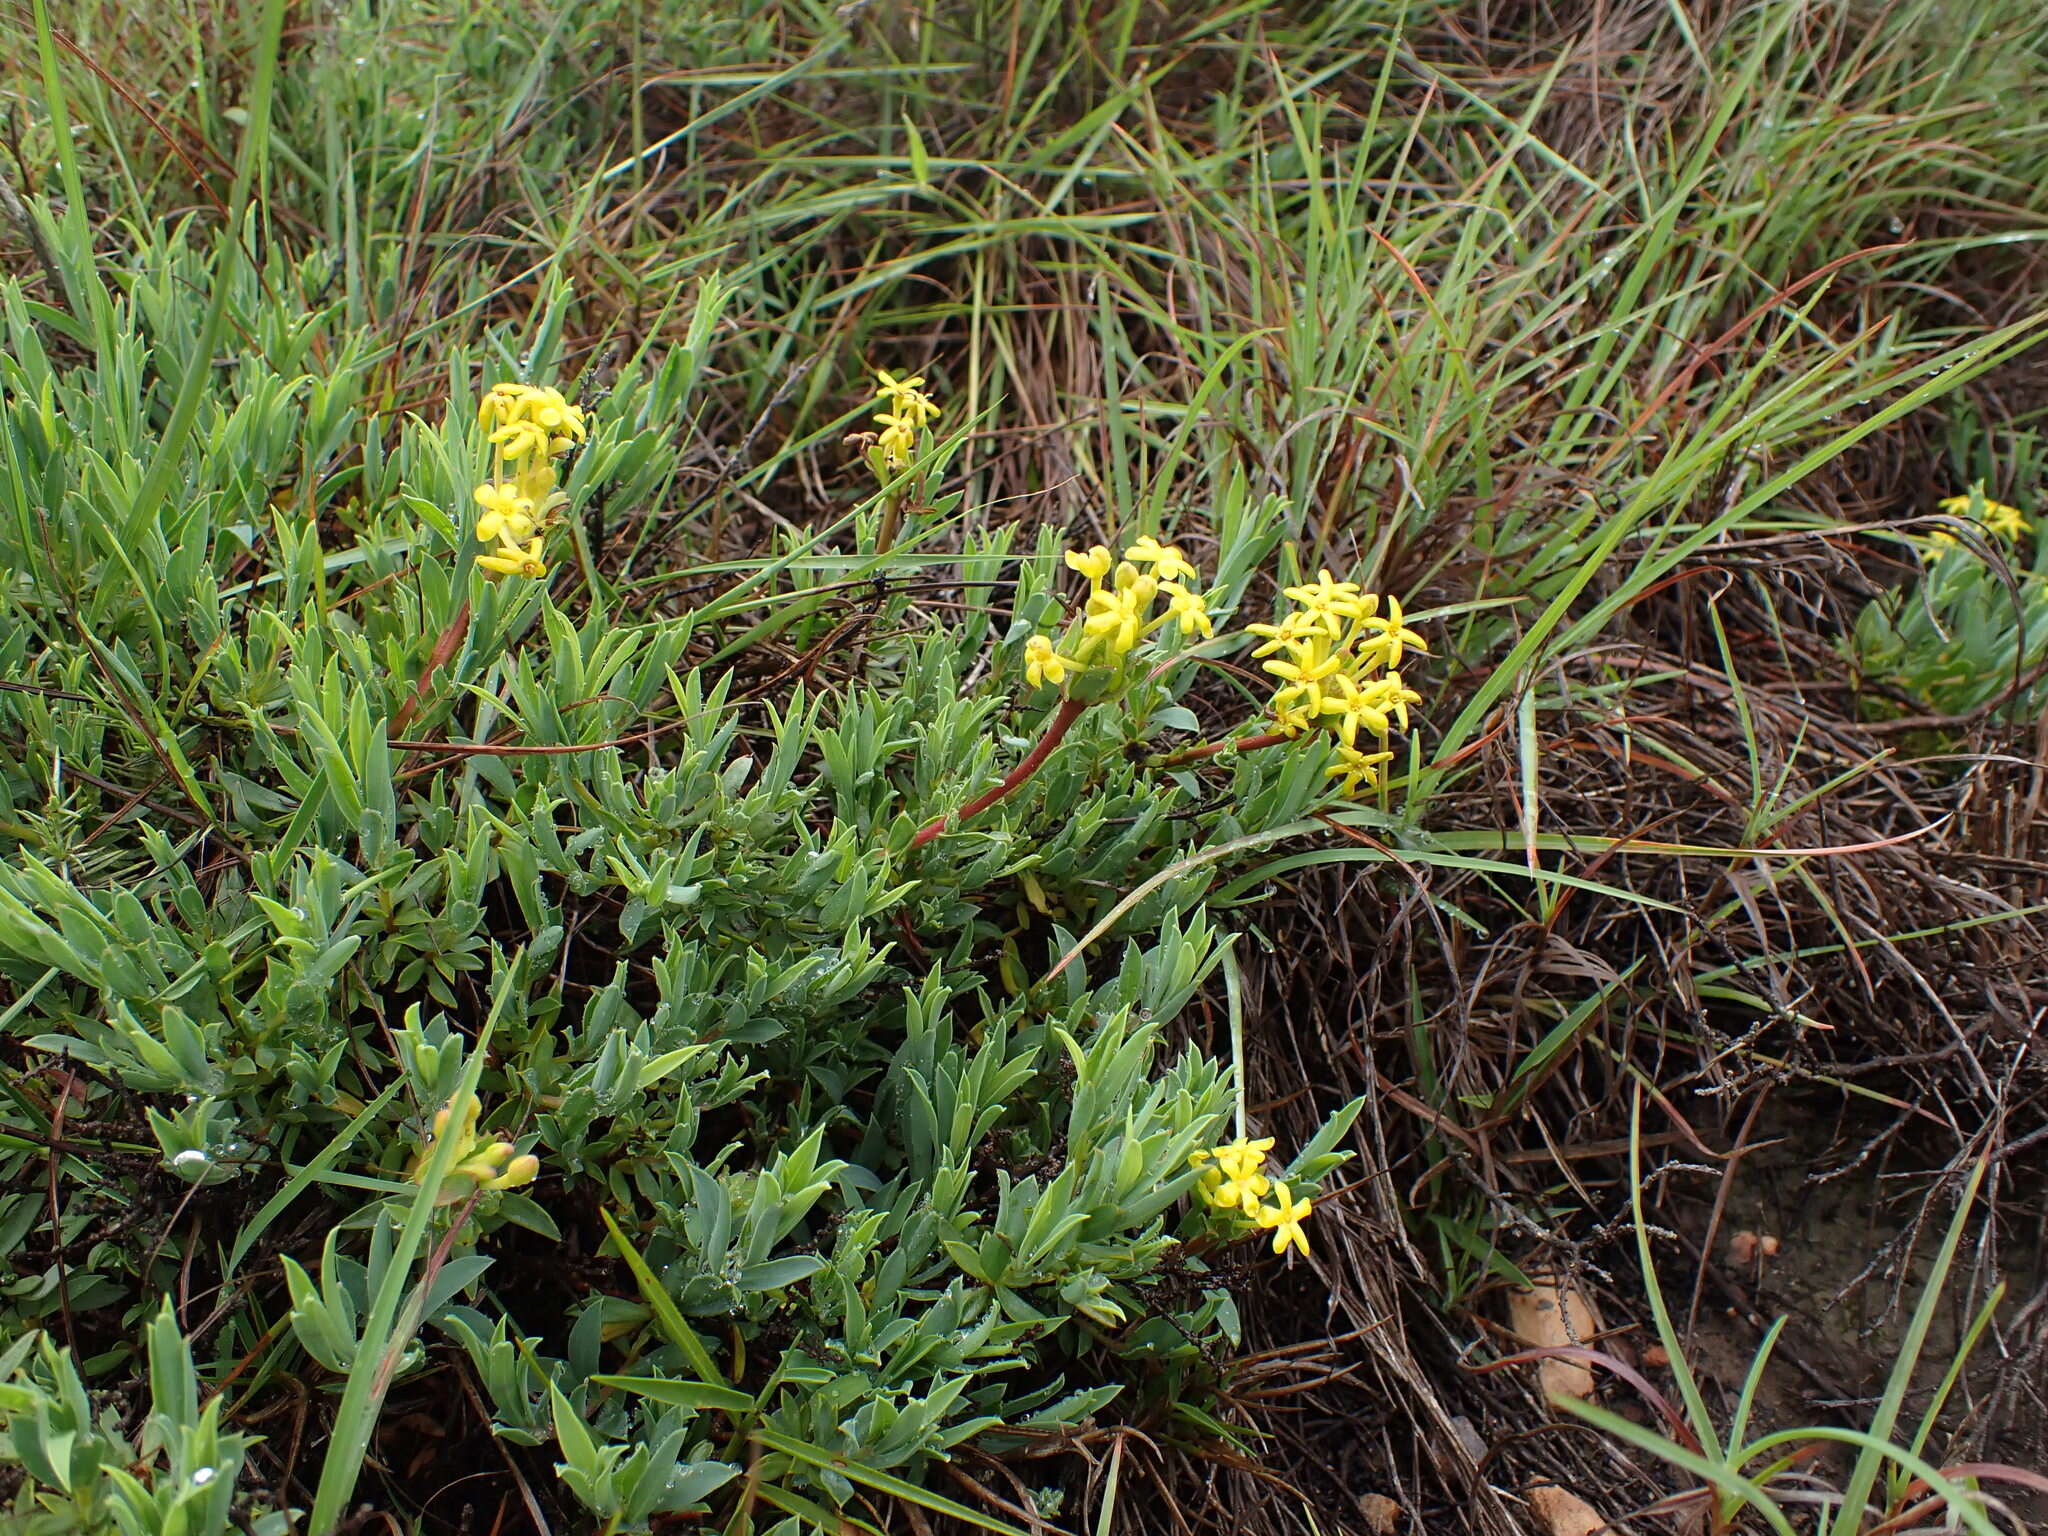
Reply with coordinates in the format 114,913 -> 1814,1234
1849,482 -> 2048,716
0,214 -> 1383,1532
0,1304 -> 282,1536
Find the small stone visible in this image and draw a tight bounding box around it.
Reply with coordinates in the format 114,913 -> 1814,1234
1356,1493 -> 1402,1534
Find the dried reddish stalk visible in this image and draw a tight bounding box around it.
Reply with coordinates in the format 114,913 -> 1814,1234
911,698 -> 1089,848
1151,730 -> 1291,767
393,600 -> 471,735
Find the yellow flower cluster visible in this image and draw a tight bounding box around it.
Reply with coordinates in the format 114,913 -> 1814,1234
1026,536 -> 1212,688
1190,1136 -> 1312,1257
872,369 -> 941,471
409,1093 -> 540,1206
1249,571 -> 1425,796
1928,486 -> 2032,560
472,383 -> 588,580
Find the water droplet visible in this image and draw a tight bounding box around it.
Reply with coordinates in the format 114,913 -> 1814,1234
191,1467 -> 217,1487
172,1149 -> 211,1170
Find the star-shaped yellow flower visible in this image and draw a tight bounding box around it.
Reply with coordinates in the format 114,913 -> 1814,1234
477,538 -> 549,580
1024,635 -> 1070,688
1270,686 -> 1319,738
1125,535 -> 1198,584
1246,610 -> 1322,658
473,482 -> 536,545
1159,581 -> 1213,638
1283,569 -> 1370,618
1262,640 -> 1347,713
1257,1180 -> 1312,1256
1356,595 -> 1427,669
1937,492 -> 2031,542
1326,743 -> 1394,796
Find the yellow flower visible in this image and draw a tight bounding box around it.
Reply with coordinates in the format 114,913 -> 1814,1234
1322,674 -> 1421,747
1213,1163 -> 1271,1214
1112,560 -> 1158,604
873,368 -> 926,398
1321,679 -> 1391,748
1262,639 -> 1347,712
473,482 -> 537,545
1377,671 -> 1421,731
1065,544 -> 1113,586
481,383 -> 587,460
1024,635 -> 1070,689
1189,1144 -> 1270,1214
1125,535 -> 1198,583
1356,595 -> 1427,670
875,418 -> 917,469
1246,609 -> 1322,658
1081,588 -> 1144,658
1283,569 -> 1369,620
460,1142 -> 540,1191
872,369 -> 941,429
410,1094 -> 541,1204
1284,569 -> 1363,608
1209,1135 -> 1274,1174
524,387 -> 586,442
488,418 -> 554,463
1257,1180 -> 1312,1257
1937,492 -> 2031,542
514,459 -> 568,518
477,538 -> 549,580
421,1096 -> 480,1162
1270,686 -> 1319,738
1159,581 -> 1213,638
478,382 -> 524,428
1326,743 -> 1394,796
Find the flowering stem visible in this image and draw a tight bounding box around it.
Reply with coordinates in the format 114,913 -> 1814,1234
876,489 -> 905,554
1148,730 -> 1291,768
911,697 -> 1089,848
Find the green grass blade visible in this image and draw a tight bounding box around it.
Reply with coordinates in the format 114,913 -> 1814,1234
306,969 -> 510,1534
598,1206 -> 729,1391
225,1078 -> 405,1281
752,1427 -> 1038,1536
1830,1157 -> 1988,1536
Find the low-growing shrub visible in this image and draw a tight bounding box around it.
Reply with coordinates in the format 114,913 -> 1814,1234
0,220 -> 1412,1532
1849,482 -> 2048,717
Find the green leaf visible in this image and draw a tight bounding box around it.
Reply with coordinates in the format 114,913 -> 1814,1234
753,1427 -> 1036,1536
597,1207 -> 729,1393
587,1375 -> 755,1415
226,1078 -> 404,1281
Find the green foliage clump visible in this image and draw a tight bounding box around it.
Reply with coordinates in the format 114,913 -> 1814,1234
1849,481 -> 2048,717
0,205 -> 1363,1533
0,1304 -> 281,1536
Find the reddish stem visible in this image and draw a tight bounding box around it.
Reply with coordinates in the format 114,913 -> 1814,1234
1151,729 -> 1292,768
393,600 -> 472,736
911,697 -> 1089,848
